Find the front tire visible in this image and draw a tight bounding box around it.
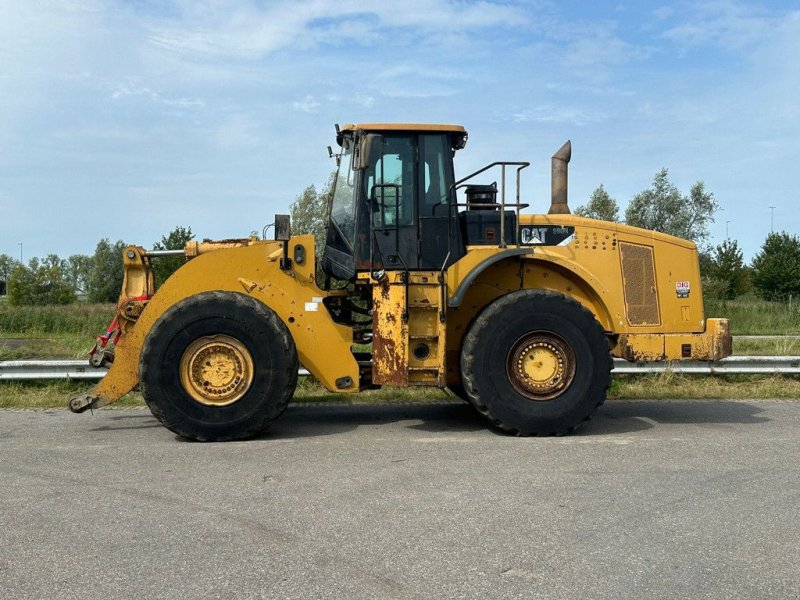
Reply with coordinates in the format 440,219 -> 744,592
461,290 -> 611,435
140,291 -> 298,441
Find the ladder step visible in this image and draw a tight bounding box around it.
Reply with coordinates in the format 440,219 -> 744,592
408,302 -> 438,309
409,334 -> 439,341
408,367 -> 440,373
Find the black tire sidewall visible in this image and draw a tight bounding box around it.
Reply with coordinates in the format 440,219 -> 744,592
141,292 -> 297,441
464,291 -> 609,434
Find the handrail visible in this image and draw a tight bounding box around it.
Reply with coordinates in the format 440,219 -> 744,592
448,161 -> 530,249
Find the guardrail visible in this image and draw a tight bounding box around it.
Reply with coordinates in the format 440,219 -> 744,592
735,335 -> 800,340
2,357 -> 800,381
0,360 -> 314,381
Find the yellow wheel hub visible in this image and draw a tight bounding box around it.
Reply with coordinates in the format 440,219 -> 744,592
521,346 -> 561,383
179,335 -> 254,407
507,333 -> 576,401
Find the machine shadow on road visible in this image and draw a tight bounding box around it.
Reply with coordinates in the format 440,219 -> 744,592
87,411 -> 165,433
266,399 -> 773,440
580,400 -> 771,435
262,402 -> 488,440
82,399 -> 772,441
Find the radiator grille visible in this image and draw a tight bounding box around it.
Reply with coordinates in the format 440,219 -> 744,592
619,242 -> 660,326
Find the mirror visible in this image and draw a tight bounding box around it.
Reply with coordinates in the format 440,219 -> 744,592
355,133 -> 378,170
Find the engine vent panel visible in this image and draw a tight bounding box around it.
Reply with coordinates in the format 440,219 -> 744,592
619,242 -> 661,326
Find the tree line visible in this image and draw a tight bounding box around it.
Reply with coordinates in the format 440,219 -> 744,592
2,169 -> 795,305
574,169 -> 797,302
0,227 -> 194,306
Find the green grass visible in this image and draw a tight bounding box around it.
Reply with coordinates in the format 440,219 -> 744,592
2,298 -> 800,409
0,303 -> 114,335
0,334 -> 98,360
706,295 -> 800,335
609,372 -> 800,400
3,374 -> 800,411
732,337 -> 800,356
0,381 -> 144,409
0,303 -> 114,360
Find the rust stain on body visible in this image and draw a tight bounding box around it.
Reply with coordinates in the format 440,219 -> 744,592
372,277 -> 408,386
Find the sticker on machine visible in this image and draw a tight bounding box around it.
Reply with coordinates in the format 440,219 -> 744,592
304,302 -> 319,311
517,225 -> 575,246
675,281 -> 690,298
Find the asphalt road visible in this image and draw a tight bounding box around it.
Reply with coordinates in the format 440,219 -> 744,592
1,399 -> 799,599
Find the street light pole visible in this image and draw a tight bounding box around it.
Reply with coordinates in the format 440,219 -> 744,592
17,242 -> 22,263
769,206 -> 776,233
726,221 -> 731,239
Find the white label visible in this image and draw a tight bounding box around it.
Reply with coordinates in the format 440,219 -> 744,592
312,296 -> 324,303
304,302 -> 319,312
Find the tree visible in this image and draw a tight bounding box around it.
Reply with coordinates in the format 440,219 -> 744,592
0,253 -> 18,296
7,256 -> 76,305
704,239 -> 750,300
152,226 -> 195,289
88,239 -> 127,303
751,232 -> 800,301
290,173 -> 334,258
65,254 -> 94,294
574,185 -> 619,222
625,168 -> 718,244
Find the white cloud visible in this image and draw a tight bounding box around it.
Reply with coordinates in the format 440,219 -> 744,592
355,94 -> 375,108
143,0 -> 529,61
661,0 -> 774,49
511,106 -> 603,126
292,95 -> 321,113
214,114 -> 260,147
110,83 -> 204,108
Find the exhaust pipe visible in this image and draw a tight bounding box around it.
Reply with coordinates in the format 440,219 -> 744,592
549,140 -> 571,215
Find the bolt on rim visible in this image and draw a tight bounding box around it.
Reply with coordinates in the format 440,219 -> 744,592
179,334 -> 254,407
506,331 -> 576,401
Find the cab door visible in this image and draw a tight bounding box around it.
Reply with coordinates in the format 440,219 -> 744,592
367,135 -> 419,270
418,134 -> 459,270
363,134 -> 459,272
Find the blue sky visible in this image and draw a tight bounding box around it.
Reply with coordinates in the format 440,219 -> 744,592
1,0 -> 798,262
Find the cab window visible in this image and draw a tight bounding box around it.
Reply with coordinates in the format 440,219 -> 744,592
366,136 -> 415,228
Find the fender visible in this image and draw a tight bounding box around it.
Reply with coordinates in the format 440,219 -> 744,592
519,251 -> 615,331
69,237 -> 359,411
446,246 -> 614,331
448,248 -> 533,308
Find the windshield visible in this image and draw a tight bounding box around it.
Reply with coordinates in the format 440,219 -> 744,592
330,141 -> 356,248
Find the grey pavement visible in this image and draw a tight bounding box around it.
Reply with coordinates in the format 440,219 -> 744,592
1,399 -> 799,599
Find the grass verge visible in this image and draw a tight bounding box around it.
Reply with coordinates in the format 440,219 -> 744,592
0,303 -> 115,335
706,296 -> 800,335
2,374 -> 799,410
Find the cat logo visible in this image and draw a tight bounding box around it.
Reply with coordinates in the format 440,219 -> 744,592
518,225 -> 575,246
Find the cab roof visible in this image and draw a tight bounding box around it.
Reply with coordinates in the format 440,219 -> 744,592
340,123 -> 466,134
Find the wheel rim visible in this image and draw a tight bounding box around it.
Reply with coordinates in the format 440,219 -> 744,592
179,334 -> 255,407
506,331 -> 576,401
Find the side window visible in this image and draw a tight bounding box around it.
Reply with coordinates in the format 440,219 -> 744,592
420,135 -> 450,217
368,137 -> 414,228
330,145 -> 356,246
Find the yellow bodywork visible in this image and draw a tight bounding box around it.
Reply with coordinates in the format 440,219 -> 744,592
73,213 -> 729,410
72,235 -> 359,410
442,214 -> 730,384
370,271 -> 446,387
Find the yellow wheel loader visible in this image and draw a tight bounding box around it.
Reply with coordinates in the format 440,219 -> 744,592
68,123 -> 731,441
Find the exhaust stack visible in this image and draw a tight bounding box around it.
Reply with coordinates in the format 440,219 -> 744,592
549,140 -> 571,215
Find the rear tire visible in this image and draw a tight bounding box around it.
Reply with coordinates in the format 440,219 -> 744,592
461,289 -> 611,435
446,384 -> 470,403
140,291 -> 298,441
